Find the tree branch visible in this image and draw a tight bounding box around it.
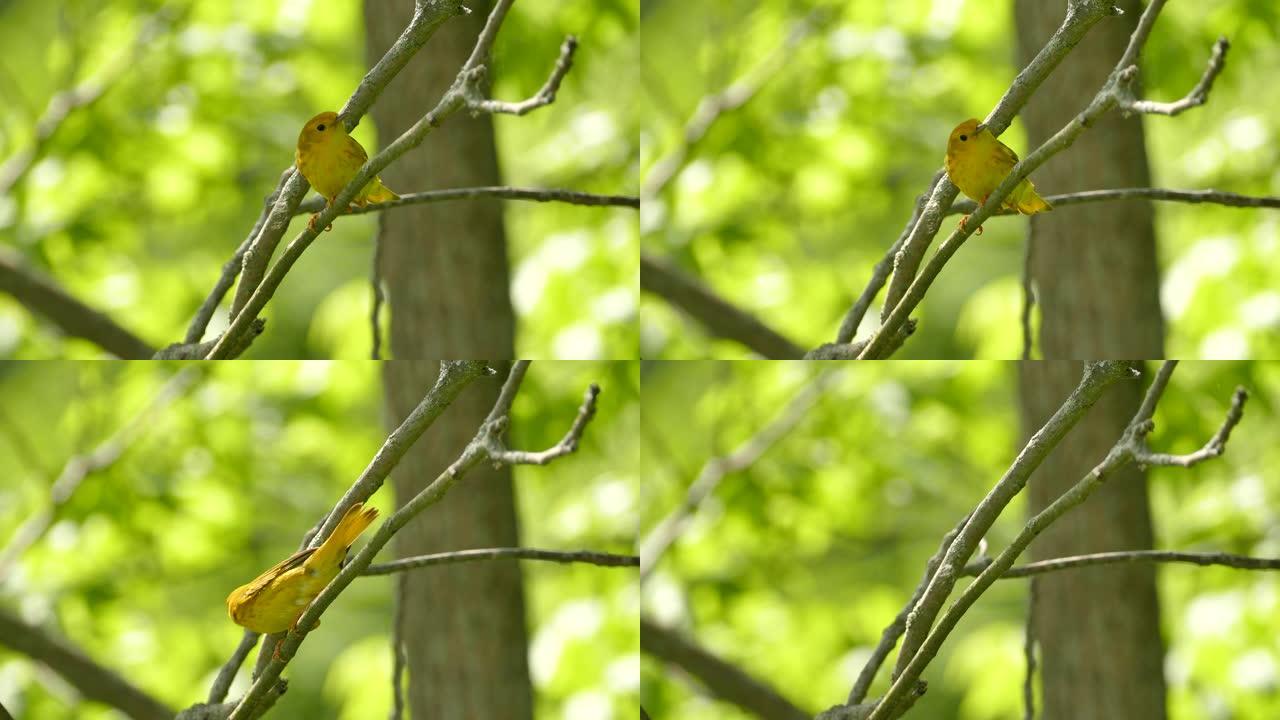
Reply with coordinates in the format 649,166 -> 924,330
0,607 -> 174,720
294,185 -> 638,215
641,252 -> 804,358
946,186 -> 1280,216
225,362 -> 601,719
641,616 -> 810,720
641,9 -> 827,202
209,2 -> 578,358
364,547 -> 638,575
870,362 -> 1247,718
883,361 -> 1135,691
184,167 -> 293,345
0,367 -> 199,581
640,369 -> 837,583
223,0 -> 466,328
207,361 -> 489,706
964,548 -> 1280,579
0,6 -> 185,197
0,249 -> 155,358
873,0 -> 1124,336
860,0 -> 1229,359
1119,35 -> 1229,115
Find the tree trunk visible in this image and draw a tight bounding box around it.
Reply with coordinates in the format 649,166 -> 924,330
1015,0 -> 1165,360
366,0 -> 530,716
382,362 -> 533,720
366,0 -> 515,361
1015,2 -> 1168,718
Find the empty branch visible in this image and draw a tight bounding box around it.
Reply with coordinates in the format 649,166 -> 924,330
365,547 -> 638,574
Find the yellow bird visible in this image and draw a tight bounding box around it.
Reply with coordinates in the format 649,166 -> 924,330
295,111 -> 399,232
944,118 -> 1051,235
226,502 -> 379,635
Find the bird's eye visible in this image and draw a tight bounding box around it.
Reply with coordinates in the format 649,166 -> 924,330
959,134 -> 967,141
317,123 -> 326,131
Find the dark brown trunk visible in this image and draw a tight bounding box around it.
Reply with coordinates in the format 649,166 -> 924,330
381,361 -> 532,720
1016,4 -> 1169,718
1018,361 -> 1167,720
1015,0 -> 1164,360
366,0 -> 529,715
366,0 -> 515,361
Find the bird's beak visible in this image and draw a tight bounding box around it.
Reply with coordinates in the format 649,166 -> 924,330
974,123 -> 987,133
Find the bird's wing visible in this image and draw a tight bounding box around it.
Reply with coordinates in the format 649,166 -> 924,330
234,547 -> 315,605
994,138 -> 1020,168
344,135 -> 369,164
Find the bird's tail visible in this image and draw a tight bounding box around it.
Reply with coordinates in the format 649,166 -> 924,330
1010,179 -> 1052,215
308,502 -> 378,570
364,179 -> 399,204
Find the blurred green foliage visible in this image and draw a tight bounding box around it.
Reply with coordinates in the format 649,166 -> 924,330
640,0 -> 1280,359
0,0 -> 638,359
0,361 -> 638,718
640,361 -> 1280,719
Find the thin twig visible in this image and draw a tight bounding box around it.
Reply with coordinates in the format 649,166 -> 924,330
946,186 -> 1280,216
1119,36 -> 1229,115
640,369 -> 838,583
365,547 -> 638,575
295,185 -> 639,215
1020,233 -> 1036,360
1023,578 -> 1038,720
0,367 -> 199,581
642,9 -> 828,201
965,549 -> 1280,578
390,574 -> 406,720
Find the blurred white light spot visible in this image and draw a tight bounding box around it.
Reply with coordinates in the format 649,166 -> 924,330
1161,236 -> 1238,319
605,654 -> 639,691
1199,328 -> 1248,359
593,286 -> 635,324
564,691 -> 611,720
1185,591 -> 1243,638
29,159 -> 65,190
1231,650 -> 1277,691
155,104 -> 191,135
553,324 -> 602,359
1239,292 -> 1280,329
677,159 -> 713,195
1224,115 -> 1267,153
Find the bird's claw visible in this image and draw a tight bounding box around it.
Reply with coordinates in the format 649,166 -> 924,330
958,214 -> 983,236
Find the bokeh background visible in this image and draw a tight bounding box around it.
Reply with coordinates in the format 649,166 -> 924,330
0,361 -> 639,718
640,0 -> 1280,359
640,361 -> 1280,719
0,0 -> 638,359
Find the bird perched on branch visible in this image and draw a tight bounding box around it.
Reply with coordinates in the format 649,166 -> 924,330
296,111 -> 399,232
226,502 -> 379,636
945,118 -> 1051,235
